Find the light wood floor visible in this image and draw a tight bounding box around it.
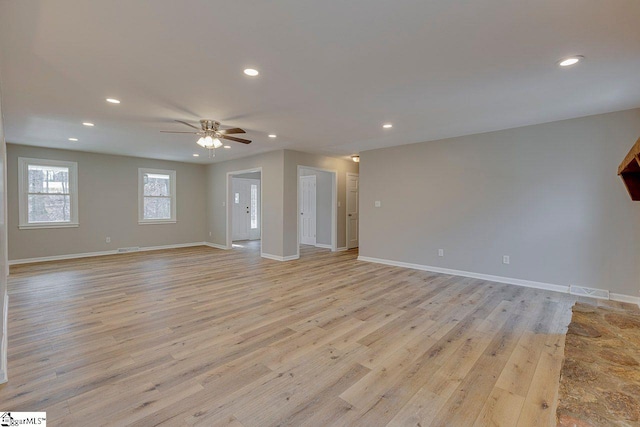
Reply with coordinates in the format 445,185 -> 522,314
0,243 -> 621,426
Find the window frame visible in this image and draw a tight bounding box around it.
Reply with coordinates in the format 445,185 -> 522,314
18,157 -> 79,229
138,168 -> 177,224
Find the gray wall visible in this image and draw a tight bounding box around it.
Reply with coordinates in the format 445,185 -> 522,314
283,150 -> 359,256
360,108 -> 640,297
7,144 -> 207,260
301,168 -> 332,246
206,150 -> 284,257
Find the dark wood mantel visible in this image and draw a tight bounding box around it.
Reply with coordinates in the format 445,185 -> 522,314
618,137 -> 640,201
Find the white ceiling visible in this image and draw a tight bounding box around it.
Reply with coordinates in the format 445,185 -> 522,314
1,0 -> 639,164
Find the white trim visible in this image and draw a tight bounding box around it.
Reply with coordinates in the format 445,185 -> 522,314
9,242 -> 207,266
357,256 -> 569,294
203,242 -> 230,250
315,243 -> 332,249
19,222 -> 79,230
336,247 -> 348,252
226,168 -> 263,257
297,165 -> 338,258
18,157 -> 79,228
138,167 -> 176,223
261,253 -> 300,262
0,292 -> 7,384
610,293 -> 640,307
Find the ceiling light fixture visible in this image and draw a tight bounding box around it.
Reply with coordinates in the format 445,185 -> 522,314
383,123 -> 393,128
244,68 -> 259,77
351,155 -> 360,163
68,138 -> 78,142
193,153 -> 199,157
268,134 -> 277,138
558,55 -> 584,67
106,98 -> 121,104
223,145 -> 231,149
83,122 -> 94,127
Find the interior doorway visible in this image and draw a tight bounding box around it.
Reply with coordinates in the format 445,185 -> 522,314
226,168 -> 262,253
232,176 -> 260,241
297,166 -> 337,257
346,173 -> 359,249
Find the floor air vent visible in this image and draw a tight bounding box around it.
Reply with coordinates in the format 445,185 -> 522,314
569,285 -> 610,300
117,247 -> 140,253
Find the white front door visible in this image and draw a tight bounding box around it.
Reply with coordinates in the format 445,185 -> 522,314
232,178 -> 260,241
346,173 -> 359,249
300,175 -> 316,245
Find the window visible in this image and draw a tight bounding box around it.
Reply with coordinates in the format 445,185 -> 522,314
138,168 -> 176,223
18,157 -> 79,229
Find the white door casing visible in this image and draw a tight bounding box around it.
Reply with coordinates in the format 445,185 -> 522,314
346,173 -> 359,249
300,175 -> 316,245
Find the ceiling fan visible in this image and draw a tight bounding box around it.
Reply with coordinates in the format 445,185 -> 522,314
161,120 -> 251,152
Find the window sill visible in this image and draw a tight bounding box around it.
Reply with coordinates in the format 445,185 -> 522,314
19,222 -> 79,230
138,220 -> 177,225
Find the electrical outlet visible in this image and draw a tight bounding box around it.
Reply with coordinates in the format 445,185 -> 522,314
209,232 -> 212,237
106,237 -> 111,243
338,201 -> 341,208
374,201 -> 381,207
503,255 -> 510,265
438,249 -> 444,257
222,201 -> 226,207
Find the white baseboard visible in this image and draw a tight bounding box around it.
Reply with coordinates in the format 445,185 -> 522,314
261,253 -> 300,262
358,255 -> 640,308
610,292 -> 640,307
315,243 -> 332,249
358,256 -> 569,294
336,247 -> 348,252
0,292 -> 7,384
9,242 -> 207,266
203,242 -> 230,250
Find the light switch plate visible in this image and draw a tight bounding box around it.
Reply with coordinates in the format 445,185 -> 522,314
375,201 -> 381,207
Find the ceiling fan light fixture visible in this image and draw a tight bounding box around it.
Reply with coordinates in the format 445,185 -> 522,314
213,138 -> 223,148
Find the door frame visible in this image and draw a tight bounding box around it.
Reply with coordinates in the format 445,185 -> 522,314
296,165 -> 338,258
226,167 -> 262,255
346,172 -> 359,249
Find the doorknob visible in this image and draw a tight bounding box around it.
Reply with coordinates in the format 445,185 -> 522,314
348,214 -> 352,217
301,212 -> 304,215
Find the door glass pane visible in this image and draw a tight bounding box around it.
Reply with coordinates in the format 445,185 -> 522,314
28,194 -> 71,222
250,184 -> 258,229
235,193 -> 240,204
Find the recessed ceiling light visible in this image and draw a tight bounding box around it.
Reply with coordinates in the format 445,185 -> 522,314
223,145 -> 231,149
68,138 -> 78,142
193,154 -> 200,157
383,123 -> 393,129
268,134 -> 277,138
83,122 -> 94,127
106,98 -> 120,104
558,56 -> 584,67
244,68 -> 259,77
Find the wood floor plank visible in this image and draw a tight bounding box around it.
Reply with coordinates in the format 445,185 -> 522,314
0,242 -> 608,426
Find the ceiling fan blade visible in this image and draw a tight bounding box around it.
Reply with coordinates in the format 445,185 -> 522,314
219,127 -> 246,135
223,135 -> 252,144
175,120 -> 201,130
160,130 -> 200,134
